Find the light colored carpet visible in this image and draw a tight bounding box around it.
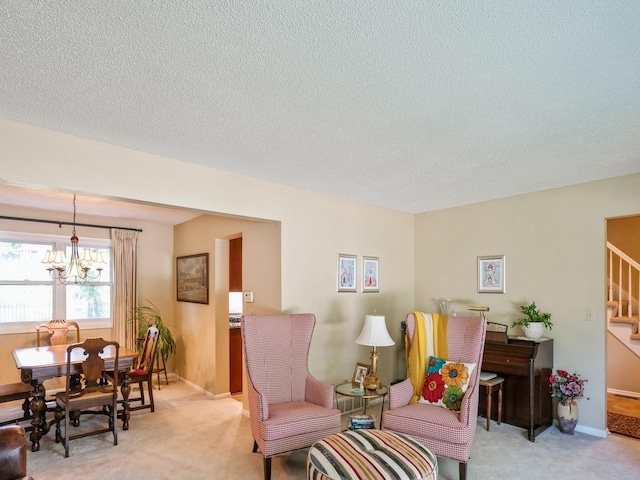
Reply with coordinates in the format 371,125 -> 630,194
5,381 -> 639,479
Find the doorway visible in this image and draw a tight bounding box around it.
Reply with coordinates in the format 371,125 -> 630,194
605,214 -> 640,437
229,236 -> 243,396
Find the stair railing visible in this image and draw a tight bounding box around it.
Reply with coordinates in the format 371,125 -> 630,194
607,241 -> 640,318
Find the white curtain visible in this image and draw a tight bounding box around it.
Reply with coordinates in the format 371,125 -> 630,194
111,228 -> 138,350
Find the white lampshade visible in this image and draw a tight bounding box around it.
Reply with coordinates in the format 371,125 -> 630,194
355,315 -> 395,347
42,249 -> 66,266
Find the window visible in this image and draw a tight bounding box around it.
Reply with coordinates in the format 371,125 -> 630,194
0,234 -> 112,333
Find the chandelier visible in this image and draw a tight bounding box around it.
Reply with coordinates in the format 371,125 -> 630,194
41,195 -> 106,285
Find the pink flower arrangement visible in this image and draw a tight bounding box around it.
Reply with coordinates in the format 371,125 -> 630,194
549,369 -> 587,405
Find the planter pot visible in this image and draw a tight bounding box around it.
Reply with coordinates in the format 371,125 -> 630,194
557,401 -> 579,434
522,323 -> 545,339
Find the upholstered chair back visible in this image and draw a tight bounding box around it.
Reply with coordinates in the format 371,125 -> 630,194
406,313 -> 485,370
242,313 -> 314,405
242,313 -> 340,480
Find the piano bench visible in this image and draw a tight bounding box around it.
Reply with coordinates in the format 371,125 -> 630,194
479,376 -> 504,431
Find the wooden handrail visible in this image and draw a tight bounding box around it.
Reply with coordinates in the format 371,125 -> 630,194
607,242 -> 640,271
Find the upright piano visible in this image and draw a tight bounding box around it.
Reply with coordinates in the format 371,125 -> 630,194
481,337 -> 554,441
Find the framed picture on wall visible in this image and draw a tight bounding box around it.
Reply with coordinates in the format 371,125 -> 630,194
337,253 -> 357,292
176,253 -> 209,304
362,256 -> 379,292
477,255 -> 505,293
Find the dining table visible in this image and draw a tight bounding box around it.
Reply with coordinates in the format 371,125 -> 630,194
12,343 -> 138,452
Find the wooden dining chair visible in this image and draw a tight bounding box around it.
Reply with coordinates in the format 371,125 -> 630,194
54,337 -> 120,458
127,326 -> 160,413
36,320 -> 82,409
36,320 -> 80,346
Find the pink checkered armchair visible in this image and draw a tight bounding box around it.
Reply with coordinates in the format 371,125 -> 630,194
242,314 -> 341,480
381,313 -> 486,480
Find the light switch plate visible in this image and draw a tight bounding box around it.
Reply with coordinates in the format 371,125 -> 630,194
243,291 -> 254,303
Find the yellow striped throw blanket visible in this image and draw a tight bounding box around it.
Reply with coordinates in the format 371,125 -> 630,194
407,311 -> 448,404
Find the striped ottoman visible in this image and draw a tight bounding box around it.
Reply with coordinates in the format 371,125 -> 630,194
307,429 -> 437,480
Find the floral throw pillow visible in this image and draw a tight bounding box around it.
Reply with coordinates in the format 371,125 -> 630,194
418,356 -> 477,411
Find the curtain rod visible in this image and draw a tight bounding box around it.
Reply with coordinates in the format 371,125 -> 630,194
0,215 -> 143,233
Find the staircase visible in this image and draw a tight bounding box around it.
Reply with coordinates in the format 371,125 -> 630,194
607,242 -> 640,355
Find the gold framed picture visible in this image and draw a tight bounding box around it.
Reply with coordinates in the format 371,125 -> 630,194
352,362 -> 370,384
176,253 -> 209,304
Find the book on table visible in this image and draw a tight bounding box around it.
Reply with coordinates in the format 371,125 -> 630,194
349,414 -> 375,430
479,371 -> 497,381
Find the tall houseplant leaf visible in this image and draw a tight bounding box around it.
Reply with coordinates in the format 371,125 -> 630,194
130,300 -> 176,365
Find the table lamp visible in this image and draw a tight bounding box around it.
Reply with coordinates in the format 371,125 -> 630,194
355,314 -> 395,390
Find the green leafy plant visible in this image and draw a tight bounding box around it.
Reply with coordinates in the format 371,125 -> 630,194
130,300 -> 176,364
511,301 -> 553,329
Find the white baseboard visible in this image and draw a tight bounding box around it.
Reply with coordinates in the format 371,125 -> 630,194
607,388 -> 640,399
575,424 -> 608,438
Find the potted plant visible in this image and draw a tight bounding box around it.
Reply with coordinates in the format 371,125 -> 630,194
130,300 -> 176,367
511,301 -> 553,339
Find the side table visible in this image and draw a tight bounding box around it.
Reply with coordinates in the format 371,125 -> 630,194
335,383 -> 387,428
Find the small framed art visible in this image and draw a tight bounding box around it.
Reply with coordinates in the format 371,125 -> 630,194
352,363 -> 370,384
176,253 -> 209,304
362,256 -> 379,292
477,255 -> 505,294
337,253 -> 357,292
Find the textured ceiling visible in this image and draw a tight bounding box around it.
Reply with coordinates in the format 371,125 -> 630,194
1,1 -> 639,214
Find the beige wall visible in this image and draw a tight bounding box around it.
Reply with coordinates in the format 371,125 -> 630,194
414,173 -> 640,432
173,214 -> 281,396
608,215 -> 640,262
0,120 -> 414,394
607,333 -> 640,393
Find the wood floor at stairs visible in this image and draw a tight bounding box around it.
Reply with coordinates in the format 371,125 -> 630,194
608,393 -> 640,417
609,315 -> 639,324
607,393 -> 640,439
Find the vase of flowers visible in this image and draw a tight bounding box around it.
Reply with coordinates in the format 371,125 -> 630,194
549,369 -> 587,435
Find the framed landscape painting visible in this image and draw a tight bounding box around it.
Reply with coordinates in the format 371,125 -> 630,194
176,253 -> 209,304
